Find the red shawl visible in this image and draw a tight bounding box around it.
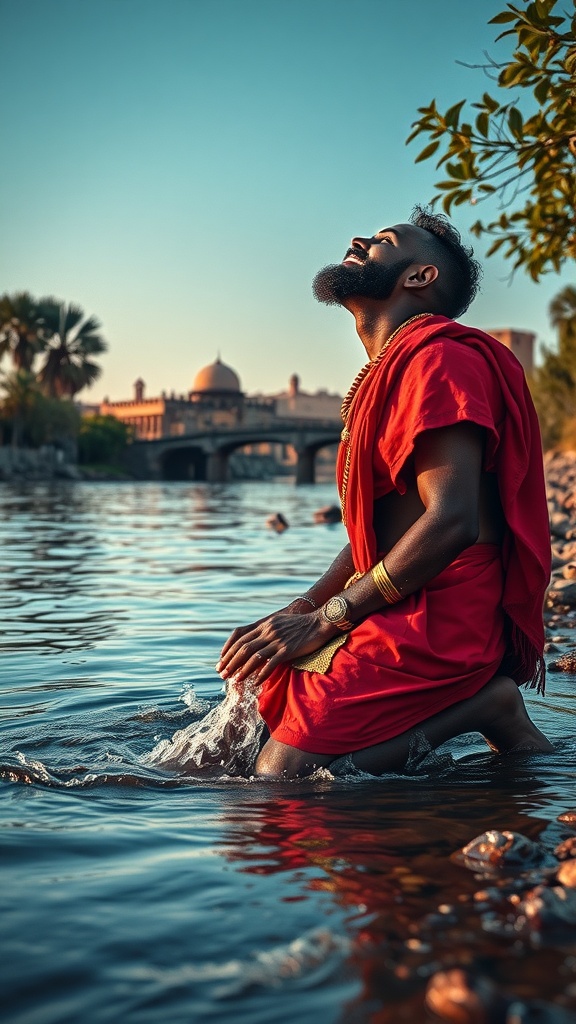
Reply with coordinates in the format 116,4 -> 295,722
336,314 -> 550,692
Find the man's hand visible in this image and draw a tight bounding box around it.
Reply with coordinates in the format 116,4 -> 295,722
217,609 -> 336,685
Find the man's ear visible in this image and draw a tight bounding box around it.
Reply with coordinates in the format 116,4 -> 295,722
403,264 -> 439,289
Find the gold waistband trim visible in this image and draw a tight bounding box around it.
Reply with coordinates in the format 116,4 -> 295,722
291,632 -> 348,674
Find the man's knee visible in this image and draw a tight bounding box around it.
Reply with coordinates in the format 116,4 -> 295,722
254,737 -> 333,778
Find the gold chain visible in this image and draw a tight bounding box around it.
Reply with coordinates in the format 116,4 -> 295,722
340,312 -> 434,424
338,312 -> 434,525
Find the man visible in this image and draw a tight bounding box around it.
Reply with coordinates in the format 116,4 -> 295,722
218,207 -> 553,777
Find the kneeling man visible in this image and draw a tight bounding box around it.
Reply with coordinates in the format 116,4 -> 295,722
218,206 -> 552,777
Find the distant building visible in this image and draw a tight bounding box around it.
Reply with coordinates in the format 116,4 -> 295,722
489,329 -> 535,376
98,359 -> 342,441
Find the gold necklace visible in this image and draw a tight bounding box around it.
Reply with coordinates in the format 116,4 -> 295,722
340,312 -> 434,424
338,312 -> 434,526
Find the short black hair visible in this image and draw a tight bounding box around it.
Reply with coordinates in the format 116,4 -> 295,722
409,205 -> 482,318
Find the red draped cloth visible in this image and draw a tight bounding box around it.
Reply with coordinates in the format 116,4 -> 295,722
257,315 -> 550,756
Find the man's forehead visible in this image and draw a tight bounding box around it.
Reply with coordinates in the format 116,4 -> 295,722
377,223 -> 426,244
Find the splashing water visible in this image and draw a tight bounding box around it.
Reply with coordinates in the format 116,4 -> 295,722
147,674 -> 265,777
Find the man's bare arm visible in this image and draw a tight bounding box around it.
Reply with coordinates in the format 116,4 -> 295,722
218,422 -> 484,683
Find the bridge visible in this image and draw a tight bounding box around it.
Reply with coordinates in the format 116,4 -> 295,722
127,418 -> 343,483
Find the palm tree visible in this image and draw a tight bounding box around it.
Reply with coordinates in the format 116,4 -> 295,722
0,370 -> 42,447
36,300 -> 107,398
0,292 -> 46,371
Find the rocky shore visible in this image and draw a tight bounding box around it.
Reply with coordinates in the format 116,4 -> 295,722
544,451 -> 576,664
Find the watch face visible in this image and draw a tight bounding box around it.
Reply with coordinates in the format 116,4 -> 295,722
324,595 -> 348,622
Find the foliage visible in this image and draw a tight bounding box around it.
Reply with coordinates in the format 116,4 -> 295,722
0,292 -> 46,371
407,0 -> 576,280
0,291 -> 107,399
78,415 -> 131,466
0,370 -> 80,448
36,299 -> 107,399
530,286 -> 576,447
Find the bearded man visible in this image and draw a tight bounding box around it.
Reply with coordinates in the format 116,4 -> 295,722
218,206 -> 552,777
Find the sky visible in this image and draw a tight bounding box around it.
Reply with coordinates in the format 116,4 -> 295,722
1,0 -> 573,403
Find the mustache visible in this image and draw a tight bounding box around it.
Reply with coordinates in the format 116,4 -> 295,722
343,246 -> 367,262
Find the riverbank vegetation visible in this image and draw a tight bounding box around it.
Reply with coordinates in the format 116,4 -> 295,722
408,0 -> 576,448
0,292 -> 130,473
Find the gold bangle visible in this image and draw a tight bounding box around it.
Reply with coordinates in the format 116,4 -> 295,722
371,561 -> 403,604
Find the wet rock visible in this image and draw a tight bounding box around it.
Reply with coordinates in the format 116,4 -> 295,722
543,642 -> 561,654
547,579 -> 576,606
558,810 -> 576,826
454,831 -> 548,872
313,504 -> 342,524
550,512 -> 571,539
557,860 -> 576,888
554,836 -> 576,861
563,562 -> 576,579
515,882 -> 576,931
265,512 -> 289,533
548,652 -> 576,673
425,969 -> 509,1023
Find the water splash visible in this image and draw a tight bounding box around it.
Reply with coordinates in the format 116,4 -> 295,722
147,674 -> 265,777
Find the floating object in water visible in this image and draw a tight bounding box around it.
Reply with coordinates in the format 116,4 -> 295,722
266,512 -> 289,533
313,504 -> 342,524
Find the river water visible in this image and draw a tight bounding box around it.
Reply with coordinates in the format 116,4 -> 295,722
1,481 -> 576,1023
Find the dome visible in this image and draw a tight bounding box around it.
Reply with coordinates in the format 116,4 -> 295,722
192,357 -> 241,393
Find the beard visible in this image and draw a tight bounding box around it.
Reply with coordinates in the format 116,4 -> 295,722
312,256 -> 414,306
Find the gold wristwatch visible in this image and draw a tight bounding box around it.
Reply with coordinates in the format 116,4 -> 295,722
322,595 -> 354,632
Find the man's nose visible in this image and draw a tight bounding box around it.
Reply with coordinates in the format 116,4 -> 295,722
351,236 -> 372,252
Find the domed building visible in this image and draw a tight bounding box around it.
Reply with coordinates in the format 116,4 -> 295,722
99,356 -> 266,442
190,357 -> 242,396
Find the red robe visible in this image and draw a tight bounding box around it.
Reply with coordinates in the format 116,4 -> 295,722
258,315 -> 550,755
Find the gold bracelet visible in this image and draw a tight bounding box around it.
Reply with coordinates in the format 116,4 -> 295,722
371,561 -> 403,604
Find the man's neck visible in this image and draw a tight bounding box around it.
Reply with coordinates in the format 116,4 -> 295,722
346,300 -> 425,360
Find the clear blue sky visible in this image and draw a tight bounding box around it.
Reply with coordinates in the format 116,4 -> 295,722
1,0 -> 572,402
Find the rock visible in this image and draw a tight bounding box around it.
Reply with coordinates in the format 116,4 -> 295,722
543,642 -> 560,653
265,513 -> 288,533
554,836 -> 576,860
563,562 -> 576,579
558,810 -> 576,825
425,969 -> 509,1024
313,504 -> 342,524
548,652 -> 576,673
547,579 -> 576,606
515,882 -> 576,931
454,831 -> 548,872
550,512 -> 571,539
557,860 -> 576,888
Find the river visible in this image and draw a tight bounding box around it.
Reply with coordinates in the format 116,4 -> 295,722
2,481 -> 575,1023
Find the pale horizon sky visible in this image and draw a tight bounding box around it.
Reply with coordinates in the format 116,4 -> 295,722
2,0 -> 572,403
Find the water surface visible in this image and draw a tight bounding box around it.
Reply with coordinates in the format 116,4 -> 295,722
2,481 -> 576,1023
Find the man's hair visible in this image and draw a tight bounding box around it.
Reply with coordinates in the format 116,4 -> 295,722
409,205 -> 482,318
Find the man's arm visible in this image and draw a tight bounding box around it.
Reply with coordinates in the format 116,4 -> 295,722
218,422 -> 484,683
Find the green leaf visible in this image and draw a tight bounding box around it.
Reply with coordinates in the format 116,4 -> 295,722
444,100 -> 466,127
482,92 -> 500,114
488,9 -> 518,24
533,78 -> 550,104
508,106 -> 524,138
414,140 -> 440,162
475,112 -> 490,137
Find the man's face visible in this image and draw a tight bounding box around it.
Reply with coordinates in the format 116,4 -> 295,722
312,224 -> 416,306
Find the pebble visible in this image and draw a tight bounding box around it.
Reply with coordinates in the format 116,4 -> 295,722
558,810 -> 576,825
455,831 -> 548,871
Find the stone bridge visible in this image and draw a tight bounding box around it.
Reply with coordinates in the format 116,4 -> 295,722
127,418 -> 343,484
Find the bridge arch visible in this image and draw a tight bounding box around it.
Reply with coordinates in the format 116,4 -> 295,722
161,445 -> 208,481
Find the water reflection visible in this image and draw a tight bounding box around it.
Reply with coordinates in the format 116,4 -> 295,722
218,783 -> 576,1019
